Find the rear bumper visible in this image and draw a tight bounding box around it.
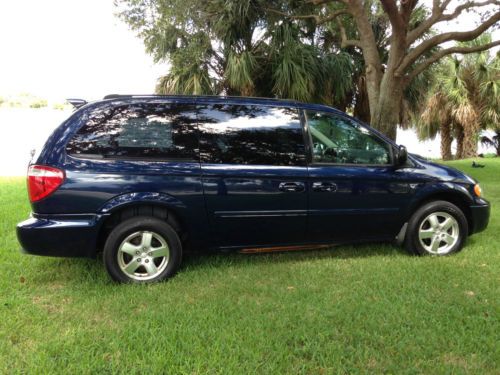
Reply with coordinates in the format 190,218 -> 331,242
16,214 -> 106,258
469,199 -> 490,235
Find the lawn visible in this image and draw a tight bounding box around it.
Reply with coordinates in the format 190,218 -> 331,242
0,159 -> 498,374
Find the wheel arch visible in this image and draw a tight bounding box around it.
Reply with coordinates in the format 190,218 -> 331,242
95,193 -> 190,254
406,187 -> 474,235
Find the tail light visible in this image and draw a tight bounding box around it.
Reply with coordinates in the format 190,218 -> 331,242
27,165 -> 65,202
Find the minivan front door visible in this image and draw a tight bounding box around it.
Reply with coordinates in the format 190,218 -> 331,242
197,103 -> 308,248
304,110 -> 410,243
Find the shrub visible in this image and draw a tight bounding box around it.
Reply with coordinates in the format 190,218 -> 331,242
53,102 -> 71,111
29,99 -> 48,109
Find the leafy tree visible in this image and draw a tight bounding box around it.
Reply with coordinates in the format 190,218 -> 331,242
268,0 -> 499,139
117,0 -> 355,110
416,35 -> 499,159
117,0 -> 499,140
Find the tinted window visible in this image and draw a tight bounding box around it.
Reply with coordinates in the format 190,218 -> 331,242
306,111 -> 391,165
66,103 -> 199,160
197,104 -> 305,166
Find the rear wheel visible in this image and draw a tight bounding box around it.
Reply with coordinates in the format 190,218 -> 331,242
405,200 -> 468,256
103,216 -> 182,283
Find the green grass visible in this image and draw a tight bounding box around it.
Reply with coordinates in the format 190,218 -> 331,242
0,159 -> 499,374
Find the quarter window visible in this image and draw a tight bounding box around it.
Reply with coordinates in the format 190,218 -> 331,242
66,103 -> 199,160
197,104 -> 305,166
306,111 -> 391,165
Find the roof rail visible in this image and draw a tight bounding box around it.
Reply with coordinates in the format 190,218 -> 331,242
66,98 -> 88,109
101,94 -> 300,103
103,94 -> 133,100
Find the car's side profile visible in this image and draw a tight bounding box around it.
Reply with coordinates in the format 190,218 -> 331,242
17,95 -> 490,283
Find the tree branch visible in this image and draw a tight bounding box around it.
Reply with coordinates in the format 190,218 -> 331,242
306,0 -> 347,5
405,40 -> 500,84
336,18 -> 362,48
440,0 -> 500,22
400,0 -> 419,24
264,7 -> 350,25
399,10 -> 500,73
438,0 -> 454,12
407,0 -> 500,45
380,0 -> 404,30
317,9 -> 350,25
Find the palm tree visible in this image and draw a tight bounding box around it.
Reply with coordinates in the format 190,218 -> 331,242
151,3 -> 356,109
417,91 -> 454,160
481,130 -> 500,156
416,35 -> 498,159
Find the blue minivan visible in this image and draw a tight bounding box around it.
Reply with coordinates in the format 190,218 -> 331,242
17,95 -> 490,283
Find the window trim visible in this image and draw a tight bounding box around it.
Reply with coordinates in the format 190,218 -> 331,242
302,109 -> 395,168
66,153 -> 200,163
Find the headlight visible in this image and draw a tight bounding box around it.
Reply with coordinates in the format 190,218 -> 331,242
474,184 -> 482,197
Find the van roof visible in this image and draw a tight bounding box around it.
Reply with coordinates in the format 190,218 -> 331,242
99,94 -> 338,113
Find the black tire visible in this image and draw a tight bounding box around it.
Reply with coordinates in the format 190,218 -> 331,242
103,216 -> 182,283
404,200 -> 468,256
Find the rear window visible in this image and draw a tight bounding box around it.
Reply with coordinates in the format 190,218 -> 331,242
197,104 -> 305,166
66,103 -> 199,160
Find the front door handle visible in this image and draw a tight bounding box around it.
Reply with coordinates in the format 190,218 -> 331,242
279,182 -> 305,193
312,181 -> 337,192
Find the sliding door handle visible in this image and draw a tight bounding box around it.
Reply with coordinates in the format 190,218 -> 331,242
312,182 -> 337,192
279,182 -> 305,193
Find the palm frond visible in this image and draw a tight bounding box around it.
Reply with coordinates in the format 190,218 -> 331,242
271,24 -> 321,101
225,50 -> 257,95
319,52 -> 355,104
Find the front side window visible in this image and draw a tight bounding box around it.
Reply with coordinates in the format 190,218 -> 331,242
306,111 -> 391,165
197,104 -> 305,166
66,103 -> 199,160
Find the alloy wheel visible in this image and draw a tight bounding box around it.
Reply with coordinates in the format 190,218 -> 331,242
418,211 -> 460,255
117,231 -> 170,281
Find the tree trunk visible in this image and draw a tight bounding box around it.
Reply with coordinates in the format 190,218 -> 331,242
455,125 -> 464,159
347,1 -> 384,130
462,124 -> 478,158
367,25 -> 407,141
353,75 -> 371,124
495,131 -> 500,157
440,121 -> 453,160
369,72 -> 403,141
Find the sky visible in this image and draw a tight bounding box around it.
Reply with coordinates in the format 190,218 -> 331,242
0,0 -> 497,102
0,0 -> 165,101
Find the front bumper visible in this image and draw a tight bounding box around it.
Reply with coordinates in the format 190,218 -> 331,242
469,198 -> 490,235
16,214 -> 107,258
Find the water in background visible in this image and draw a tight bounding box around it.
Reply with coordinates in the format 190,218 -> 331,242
0,108 -> 72,176
0,108 -> 495,176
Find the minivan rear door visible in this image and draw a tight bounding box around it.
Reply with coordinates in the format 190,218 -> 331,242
197,103 -> 308,249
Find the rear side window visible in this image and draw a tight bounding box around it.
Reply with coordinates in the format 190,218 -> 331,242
66,103 -> 199,160
197,104 -> 305,166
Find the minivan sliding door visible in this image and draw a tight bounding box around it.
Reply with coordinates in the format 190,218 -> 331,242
197,103 -> 308,249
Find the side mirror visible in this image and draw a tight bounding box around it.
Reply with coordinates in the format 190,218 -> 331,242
395,145 -> 408,166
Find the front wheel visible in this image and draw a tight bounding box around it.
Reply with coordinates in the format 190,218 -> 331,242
103,216 -> 182,283
405,200 -> 468,256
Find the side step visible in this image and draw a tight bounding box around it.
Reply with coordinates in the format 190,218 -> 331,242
239,244 -> 332,254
